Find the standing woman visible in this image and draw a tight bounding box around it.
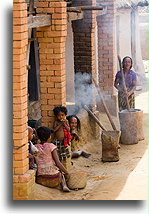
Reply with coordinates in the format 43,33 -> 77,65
114,56 -> 137,111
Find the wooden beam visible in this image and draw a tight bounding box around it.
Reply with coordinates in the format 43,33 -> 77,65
28,15 -> 52,28
67,11 -> 84,21
67,6 -> 107,20
67,6 -> 104,13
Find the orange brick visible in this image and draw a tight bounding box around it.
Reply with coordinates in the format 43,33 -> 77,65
53,37 -> 66,42
47,99 -> 63,105
47,64 -> 64,71
40,88 -> 47,93
13,46 -> 27,55
13,158 -> 28,168
13,124 -> 27,133
40,54 -> 47,59
13,0 -> 26,3
40,48 -> 53,54
54,70 -> 65,76
40,65 -> 47,70
55,25 -> 67,31
13,74 -> 27,83
13,10 -> 27,18
13,130 -> 28,140
47,76 -> 62,82
52,13 -> 67,20
47,88 -> 61,94
53,58 -> 65,64
13,67 -> 27,75
54,7 -> 66,14
18,173 -> 32,183
38,38 -> 53,43
13,103 -> 27,112
47,42 -> 64,48
54,81 -> 65,88
53,48 -> 64,54
54,93 -> 65,100
14,165 -> 28,175
13,32 -> 28,40
36,31 -> 43,37
40,59 -> 53,65
13,60 -> 26,69
42,105 -> 55,111
13,25 -> 28,33
36,2 -> 49,7
40,109 -> 48,116
13,17 -> 27,25
13,39 -> 28,48
13,138 -> 28,148
13,3 -> 27,11
38,43 -> 47,48
13,175 -> 19,183
13,81 -> 27,90
50,2 -> 66,8
42,8 -> 54,14
41,94 -> 54,100
40,82 -> 54,88
53,19 -> 67,26
46,53 -> 64,59
40,70 -> 54,76
13,117 -> 28,126
13,107 -> 27,117
13,53 -> 26,61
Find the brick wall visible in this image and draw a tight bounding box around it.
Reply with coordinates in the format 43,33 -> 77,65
36,0 -> 67,127
13,0 -> 35,200
72,0 -> 97,109
97,0 -> 117,95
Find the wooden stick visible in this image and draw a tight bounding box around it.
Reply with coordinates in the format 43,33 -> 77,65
13,143 -> 26,150
84,105 -> 106,131
92,78 -> 117,131
118,56 -> 130,111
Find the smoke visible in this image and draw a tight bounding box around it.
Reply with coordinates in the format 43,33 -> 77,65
75,72 -> 94,108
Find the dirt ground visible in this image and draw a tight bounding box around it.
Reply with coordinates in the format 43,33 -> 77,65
34,77 -> 148,200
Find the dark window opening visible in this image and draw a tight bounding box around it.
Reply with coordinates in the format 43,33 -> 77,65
28,29 -> 40,101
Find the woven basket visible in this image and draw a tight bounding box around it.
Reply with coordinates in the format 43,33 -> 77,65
67,170 -> 87,190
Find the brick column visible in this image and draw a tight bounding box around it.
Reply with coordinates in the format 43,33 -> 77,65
13,0 -> 35,200
72,0 -> 97,109
97,0 -> 117,95
36,0 -> 67,127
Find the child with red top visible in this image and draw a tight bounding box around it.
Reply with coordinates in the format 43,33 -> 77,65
52,106 -> 72,167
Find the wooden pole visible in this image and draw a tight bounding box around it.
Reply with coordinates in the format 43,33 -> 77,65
92,78 -> 117,131
118,56 -> 130,111
84,105 -> 106,131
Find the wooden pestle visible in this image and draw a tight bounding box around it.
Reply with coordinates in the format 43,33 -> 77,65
84,105 -> 107,131
92,78 -> 117,131
118,55 -> 130,111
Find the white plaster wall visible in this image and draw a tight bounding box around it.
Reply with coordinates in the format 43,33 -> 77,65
117,8 -> 146,85
139,11 -> 148,60
139,23 -> 148,60
118,9 -> 132,60
132,8 -> 146,84
65,22 -> 75,102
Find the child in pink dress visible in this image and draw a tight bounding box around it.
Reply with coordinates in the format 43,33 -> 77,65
35,126 -> 70,192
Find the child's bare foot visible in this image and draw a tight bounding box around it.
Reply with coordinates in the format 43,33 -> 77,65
62,186 -> 71,192
82,151 -> 91,158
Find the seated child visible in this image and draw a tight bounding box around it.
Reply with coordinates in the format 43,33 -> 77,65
28,120 -> 41,144
52,106 -> 72,165
35,126 -> 70,192
28,126 -> 40,169
66,115 -> 91,158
